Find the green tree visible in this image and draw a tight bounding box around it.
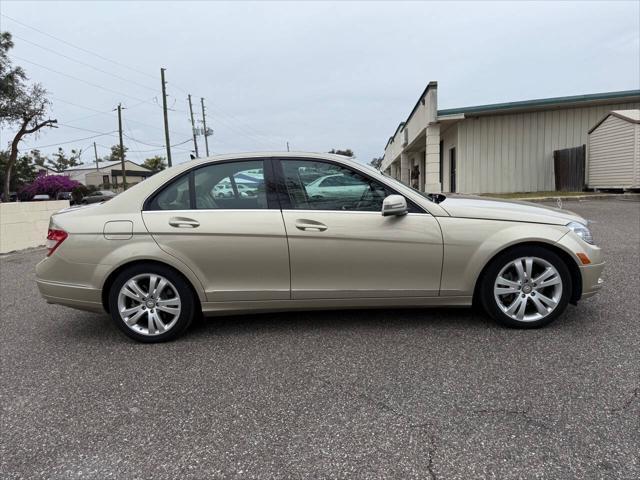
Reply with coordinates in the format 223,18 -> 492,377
0,150 -> 37,193
328,148 -> 355,158
103,144 -> 128,162
142,155 -> 167,173
369,156 -> 383,169
47,147 -> 82,171
30,149 -> 48,167
0,32 -> 57,200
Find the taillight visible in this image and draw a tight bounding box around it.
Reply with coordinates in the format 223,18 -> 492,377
46,229 -> 68,256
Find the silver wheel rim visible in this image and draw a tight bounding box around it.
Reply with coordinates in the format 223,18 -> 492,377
494,256 -> 563,323
117,274 -> 181,336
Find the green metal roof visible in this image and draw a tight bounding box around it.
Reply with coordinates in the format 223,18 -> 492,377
437,89 -> 640,116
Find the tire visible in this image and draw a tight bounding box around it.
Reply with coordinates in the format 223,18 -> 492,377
108,263 -> 196,342
480,245 -> 572,329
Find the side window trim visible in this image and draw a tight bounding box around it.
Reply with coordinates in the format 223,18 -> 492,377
188,171 -> 196,209
272,158 -> 293,210
272,158 -> 426,214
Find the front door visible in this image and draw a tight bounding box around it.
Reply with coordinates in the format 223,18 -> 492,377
275,158 -> 443,300
142,159 -> 290,302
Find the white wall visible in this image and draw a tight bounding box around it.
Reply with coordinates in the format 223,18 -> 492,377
0,200 -> 70,254
588,115 -> 639,188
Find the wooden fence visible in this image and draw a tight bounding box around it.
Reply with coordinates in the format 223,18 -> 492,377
553,145 -> 586,191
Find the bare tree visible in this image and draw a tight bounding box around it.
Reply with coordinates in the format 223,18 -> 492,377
1,32 -> 57,200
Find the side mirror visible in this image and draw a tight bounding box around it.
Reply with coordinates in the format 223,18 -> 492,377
382,194 -> 408,216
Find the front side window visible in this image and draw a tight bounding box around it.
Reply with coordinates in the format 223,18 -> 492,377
279,160 -> 391,211
146,160 -> 267,210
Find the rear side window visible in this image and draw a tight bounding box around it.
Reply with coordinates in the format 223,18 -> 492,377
194,160 -> 266,209
147,175 -> 190,210
146,160 -> 267,210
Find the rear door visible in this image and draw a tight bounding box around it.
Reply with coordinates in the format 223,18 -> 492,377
274,158 -> 443,300
142,159 -> 290,302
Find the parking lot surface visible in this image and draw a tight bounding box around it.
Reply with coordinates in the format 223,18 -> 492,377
1,199 -> 639,479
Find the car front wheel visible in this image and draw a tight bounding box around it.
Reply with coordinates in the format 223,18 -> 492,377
108,264 -> 195,342
480,246 -> 572,328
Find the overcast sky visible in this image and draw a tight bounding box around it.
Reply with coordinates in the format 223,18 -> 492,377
1,1 -> 639,166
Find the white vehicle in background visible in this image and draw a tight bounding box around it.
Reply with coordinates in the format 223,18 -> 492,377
214,183 -> 256,198
305,173 -> 367,200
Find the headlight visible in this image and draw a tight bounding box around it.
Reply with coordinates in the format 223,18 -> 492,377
567,221 -> 594,245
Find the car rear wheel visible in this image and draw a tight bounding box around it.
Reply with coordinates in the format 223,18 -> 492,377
108,264 -> 195,342
480,246 -> 572,328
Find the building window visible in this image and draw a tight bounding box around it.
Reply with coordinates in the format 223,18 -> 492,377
103,175 -> 110,187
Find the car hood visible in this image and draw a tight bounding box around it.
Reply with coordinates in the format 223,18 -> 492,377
438,195 -> 586,225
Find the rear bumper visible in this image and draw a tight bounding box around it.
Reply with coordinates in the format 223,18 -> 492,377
579,262 -> 605,299
36,279 -> 104,313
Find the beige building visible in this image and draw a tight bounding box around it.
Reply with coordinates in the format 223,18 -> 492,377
587,110 -> 640,190
382,83 -> 640,194
63,160 -> 153,190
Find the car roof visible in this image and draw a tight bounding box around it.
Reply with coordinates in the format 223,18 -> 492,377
177,151 -> 359,170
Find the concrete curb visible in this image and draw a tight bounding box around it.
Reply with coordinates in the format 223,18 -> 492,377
510,194 -> 640,203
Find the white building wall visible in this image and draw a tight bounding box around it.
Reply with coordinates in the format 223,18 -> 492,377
455,101 -> 640,193
0,200 -> 70,253
588,114 -> 639,188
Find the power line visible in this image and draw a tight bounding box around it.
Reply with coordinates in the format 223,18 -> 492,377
166,81 -> 284,149
122,119 -> 145,163
122,133 -> 191,148
10,54 -> 156,106
4,14 -> 281,152
1,13 -> 157,80
58,123 -> 119,136
11,34 -> 160,94
26,131 -> 118,149
52,96 -> 193,138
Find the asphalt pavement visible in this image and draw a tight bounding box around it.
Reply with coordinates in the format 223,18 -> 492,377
1,199 -> 638,479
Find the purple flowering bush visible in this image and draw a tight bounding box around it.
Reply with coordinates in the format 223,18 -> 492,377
20,175 -> 81,200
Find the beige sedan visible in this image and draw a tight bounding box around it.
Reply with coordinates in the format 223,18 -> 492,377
36,152 -> 604,342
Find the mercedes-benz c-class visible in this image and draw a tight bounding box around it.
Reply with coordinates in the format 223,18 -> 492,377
36,152 -> 604,342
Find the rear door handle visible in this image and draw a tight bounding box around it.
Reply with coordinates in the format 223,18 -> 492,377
295,219 -> 327,232
169,217 -> 200,228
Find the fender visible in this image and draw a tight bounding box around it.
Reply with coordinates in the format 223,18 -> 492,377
437,217 -> 568,296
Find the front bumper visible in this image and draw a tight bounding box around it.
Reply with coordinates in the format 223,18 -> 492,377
556,231 -> 604,301
579,262 -> 605,299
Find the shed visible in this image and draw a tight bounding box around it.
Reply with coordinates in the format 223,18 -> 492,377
587,109 -> 640,189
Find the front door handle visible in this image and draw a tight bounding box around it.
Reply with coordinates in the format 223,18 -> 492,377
295,219 -> 327,232
169,217 -> 200,228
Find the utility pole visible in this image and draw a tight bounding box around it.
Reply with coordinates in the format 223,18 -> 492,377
93,142 -> 99,171
160,68 -> 172,167
117,103 -> 127,190
188,94 -> 199,158
200,97 -> 210,157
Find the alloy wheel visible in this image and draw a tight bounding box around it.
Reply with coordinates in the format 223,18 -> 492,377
117,273 -> 182,336
493,256 -> 563,322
